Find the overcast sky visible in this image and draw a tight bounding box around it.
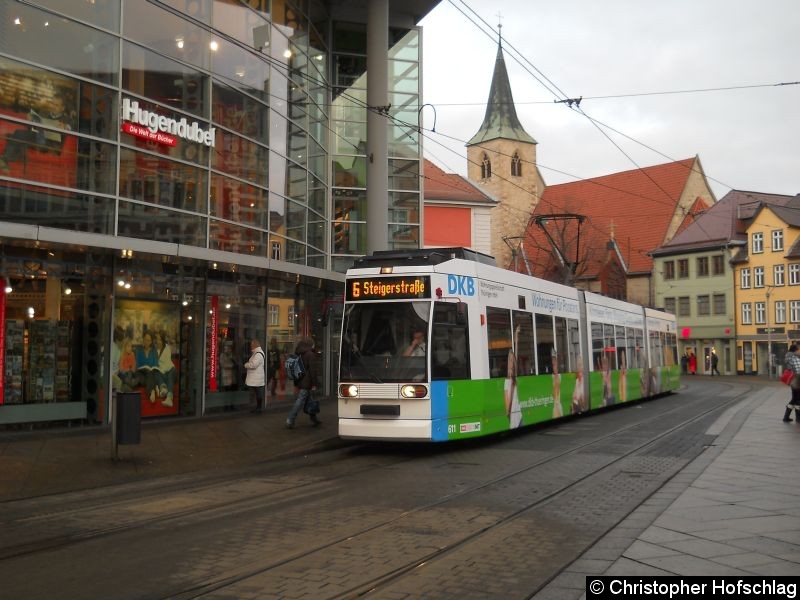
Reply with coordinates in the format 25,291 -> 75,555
418,0 -> 799,200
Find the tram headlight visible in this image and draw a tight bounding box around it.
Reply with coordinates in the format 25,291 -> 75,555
400,384 -> 428,398
339,384 -> 358,398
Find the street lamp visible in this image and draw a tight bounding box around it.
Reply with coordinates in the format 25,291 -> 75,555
766,286 -> 773,378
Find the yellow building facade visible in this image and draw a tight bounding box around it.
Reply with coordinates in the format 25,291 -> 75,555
733,203 -> 800,375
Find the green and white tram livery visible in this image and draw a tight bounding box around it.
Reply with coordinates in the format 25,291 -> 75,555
337,248 -> 678,442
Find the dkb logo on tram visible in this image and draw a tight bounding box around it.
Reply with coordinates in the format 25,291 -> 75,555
447,275 -> 475,296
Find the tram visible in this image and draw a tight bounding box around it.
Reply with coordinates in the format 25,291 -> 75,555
337,248 -> 679,441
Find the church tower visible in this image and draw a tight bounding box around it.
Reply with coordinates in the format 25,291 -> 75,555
466,36 -> 544,269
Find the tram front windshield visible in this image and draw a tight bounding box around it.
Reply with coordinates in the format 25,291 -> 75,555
340,301 -> 429,383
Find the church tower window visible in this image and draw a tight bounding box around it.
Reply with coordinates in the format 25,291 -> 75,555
481,153 -> 492,179
511,152 -> 522,177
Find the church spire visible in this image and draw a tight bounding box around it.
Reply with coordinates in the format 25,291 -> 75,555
467,36 -> 536,146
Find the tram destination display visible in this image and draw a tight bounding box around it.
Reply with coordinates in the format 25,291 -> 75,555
346,276 -> 430,301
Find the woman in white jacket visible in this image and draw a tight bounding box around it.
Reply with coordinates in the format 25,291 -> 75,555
244,339 -> 266,413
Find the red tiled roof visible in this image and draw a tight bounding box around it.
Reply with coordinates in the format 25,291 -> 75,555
523,157 -> 704,276
423,159 -> 496,205
673,197 -> 709,237
654,190 -> 796,255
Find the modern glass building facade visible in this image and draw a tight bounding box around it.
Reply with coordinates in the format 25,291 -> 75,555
0,0 -> 432,426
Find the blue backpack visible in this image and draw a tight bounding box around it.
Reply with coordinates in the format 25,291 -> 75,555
284,353 -> 305,383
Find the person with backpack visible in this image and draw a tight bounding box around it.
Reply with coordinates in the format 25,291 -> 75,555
244,339 -> 266,414
285,337 -> 320,428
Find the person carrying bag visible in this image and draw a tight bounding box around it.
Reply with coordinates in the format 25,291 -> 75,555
285,337 -> 320,428
781,344 -> 800,422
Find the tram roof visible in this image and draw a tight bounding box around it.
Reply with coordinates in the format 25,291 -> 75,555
352,248 -> 497,268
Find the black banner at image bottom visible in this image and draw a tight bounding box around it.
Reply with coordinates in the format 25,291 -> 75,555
586,576 -> 798,599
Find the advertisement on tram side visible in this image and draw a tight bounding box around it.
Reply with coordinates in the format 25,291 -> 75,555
431,372 -> 585,441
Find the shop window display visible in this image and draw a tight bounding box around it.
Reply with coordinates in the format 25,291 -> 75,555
0,250 -> 113,425
205,269 -> 267,412
113,299 -> 180,418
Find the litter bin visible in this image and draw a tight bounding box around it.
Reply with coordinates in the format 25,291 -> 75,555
116,392 -> 141,445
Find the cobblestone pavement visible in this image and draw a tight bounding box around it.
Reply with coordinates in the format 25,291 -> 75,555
537,381 -> 800,599
1,378 -> 780,599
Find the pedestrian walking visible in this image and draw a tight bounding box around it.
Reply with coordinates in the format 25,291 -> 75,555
688,350 -> 697,375
710,351 -> 720,376
244,339 -> 266,413
782,344 -> 800,422
285,337 -> 321,428
680,352 -> 689,375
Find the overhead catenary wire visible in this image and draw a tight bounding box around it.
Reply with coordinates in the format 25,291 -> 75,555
449,0 -> 722,237
425,81 -> 800,106
151,0 -> 725,250
154,0 -> 717,225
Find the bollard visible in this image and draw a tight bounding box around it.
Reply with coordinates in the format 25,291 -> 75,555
113,392 -> 141,459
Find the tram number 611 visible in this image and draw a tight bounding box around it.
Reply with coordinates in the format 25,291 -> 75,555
447,424 -> 457,434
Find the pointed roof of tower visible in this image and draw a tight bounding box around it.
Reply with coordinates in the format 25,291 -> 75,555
467,40 -> 536,146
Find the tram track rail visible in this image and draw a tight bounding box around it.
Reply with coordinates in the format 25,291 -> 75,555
153,384 -> 757,600
0,444 -> 413,561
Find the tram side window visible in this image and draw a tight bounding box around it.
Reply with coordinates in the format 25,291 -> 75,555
512,311 -> 534,375
535,313 -> 554,374
431,302 -> 470,380
615,325 -> 627,373
603,324 -> 617,370
634,328 -> 645,368
486,307 -> 511,378
650,330 -> 663,367
591,322 -> 604,372
554,317 -> 569,373
625,327 -> 637,369
661,332 -> 676,366
667,333 -> 677,366
567,319 -> 580,372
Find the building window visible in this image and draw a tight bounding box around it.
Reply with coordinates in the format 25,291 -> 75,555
713,293 -> 726,315
755,301 -> 766,324
511,152 -> 522,177
268,304 -> 279,326
775,300 -> 786,324
697,256 -> 709,277
712,255 -> 725,276
774,264 -> 785,286
791,300 -> 800,323
271,241 -> 281,261
697,294 -> 710,316
741,303 -> 752,324
678,259 -> 689,278
287,306 -> 296,327
754,266 -> 764,288
664,260 -> 675,280
789,264 -> 800,285
664,297 -> 676,314
678,296 -> 690,317
752,232 -> 763,254
772,229 -> 784,251
481,153 -> 491,179
740,268 -> 751,289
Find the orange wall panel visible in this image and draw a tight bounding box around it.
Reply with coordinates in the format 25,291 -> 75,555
424,206 -> 471,248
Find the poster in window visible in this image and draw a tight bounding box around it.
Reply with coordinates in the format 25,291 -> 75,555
113,299 -> 179,417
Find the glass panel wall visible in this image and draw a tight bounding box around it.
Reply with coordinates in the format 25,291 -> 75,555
331,23 -> 421,269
